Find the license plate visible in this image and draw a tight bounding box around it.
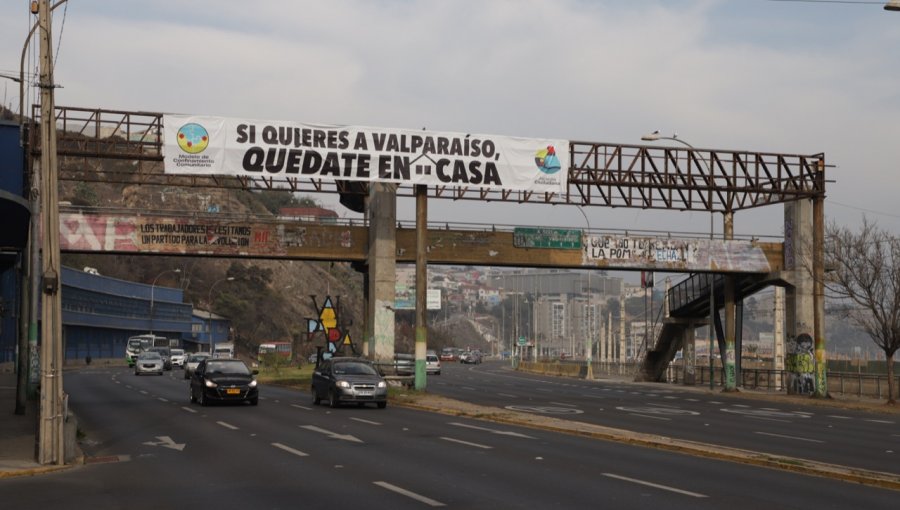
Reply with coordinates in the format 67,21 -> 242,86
357,391 -> 373,396
226,388 -> 241,395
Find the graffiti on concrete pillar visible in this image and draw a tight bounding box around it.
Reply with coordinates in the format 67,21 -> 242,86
785,332 -> 814,395
305,296 -> 357,360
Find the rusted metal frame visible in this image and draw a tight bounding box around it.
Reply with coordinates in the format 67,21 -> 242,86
636,148 -> 667,209
701,151 -> 728,212
731,153 -> 753,210
663,148 -> 695,210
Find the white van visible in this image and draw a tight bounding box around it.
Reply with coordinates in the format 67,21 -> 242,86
213,342 -> 234,359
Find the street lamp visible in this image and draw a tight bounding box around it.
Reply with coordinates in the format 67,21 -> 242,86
575,206 -> 593,379
149,269 -> 181,335
207,277 -> 235,354
641,131 -> 716,389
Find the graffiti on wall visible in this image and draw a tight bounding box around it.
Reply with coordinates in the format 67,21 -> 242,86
785,332 -> 815,395
582,235 -> 771,272
306,296 -> 357,359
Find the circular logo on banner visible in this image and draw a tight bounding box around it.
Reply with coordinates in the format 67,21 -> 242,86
176,123 -> 210,154
534,145 -> 561,174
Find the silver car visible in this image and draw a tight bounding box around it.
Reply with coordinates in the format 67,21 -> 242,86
134,351 -> 164,376
184,352 -> 211,379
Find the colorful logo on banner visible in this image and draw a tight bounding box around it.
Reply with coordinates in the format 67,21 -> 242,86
176,123 -> 210,154
534,145 -> 562,174
306,296 -> 356,356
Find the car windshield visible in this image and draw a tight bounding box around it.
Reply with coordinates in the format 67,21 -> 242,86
206,361 -> 251,375
188,355 -> 208,362
140,352 -> 161,360
333,362 -> 378,376
171,349 -> 184,356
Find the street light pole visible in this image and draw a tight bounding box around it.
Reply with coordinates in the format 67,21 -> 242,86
641,132 -> 719,390
149,269 -> 181,335
575,207 -> 593,379
207,277 -> 234,355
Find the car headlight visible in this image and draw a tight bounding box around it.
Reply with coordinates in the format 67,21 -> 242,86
377,381 -> 387,388
336,380 -> 351,388
248,380 -> 257,388
204,379 -> 218,388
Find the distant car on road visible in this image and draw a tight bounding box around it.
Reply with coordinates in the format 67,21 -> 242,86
189,358 -> 259,406
148,346 -> 172,370
426,353 -> 441,375
183,352 -> 211,379
134,351 -> 164,376
170,348 -> 186,369
311,357 -> 388,409
460,351 -> 482,364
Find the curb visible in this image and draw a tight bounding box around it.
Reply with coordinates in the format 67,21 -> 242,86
393,395 -> 900,492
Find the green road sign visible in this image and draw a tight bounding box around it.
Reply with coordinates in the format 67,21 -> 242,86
513,227 -> 582,249
517,336 -> 527,346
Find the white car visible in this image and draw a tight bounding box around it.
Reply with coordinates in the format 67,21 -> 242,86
426,354 -> 441,375
170,348 -> 186,368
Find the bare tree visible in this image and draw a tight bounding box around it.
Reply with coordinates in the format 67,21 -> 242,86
825,218 -> 899,405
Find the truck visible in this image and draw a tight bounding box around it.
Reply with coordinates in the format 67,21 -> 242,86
213,342 -> 234,359
125,334 -> 168,367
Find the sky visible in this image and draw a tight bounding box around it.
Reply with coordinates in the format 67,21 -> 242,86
1,0 -> 899,241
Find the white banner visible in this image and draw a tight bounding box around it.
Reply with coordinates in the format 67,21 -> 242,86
163,115 -> 568,194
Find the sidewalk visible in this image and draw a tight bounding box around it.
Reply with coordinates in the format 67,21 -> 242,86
0,369 -> 72,478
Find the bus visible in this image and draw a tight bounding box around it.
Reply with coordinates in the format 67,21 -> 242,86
125,334 -> 168,367
257,342 -> 292,365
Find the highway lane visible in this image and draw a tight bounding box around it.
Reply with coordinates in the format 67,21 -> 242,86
428,361 -> 900,474
0,366 -> 896,509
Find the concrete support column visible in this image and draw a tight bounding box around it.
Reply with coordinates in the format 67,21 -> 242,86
723,212 -> 737,391
774,286 -> 785,391
784,199 -> 815,395
414,185 -> 427,390
683,326 -> 696,385
366,183 -> 397,365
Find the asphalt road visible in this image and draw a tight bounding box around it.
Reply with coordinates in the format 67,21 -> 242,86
0,365 -> 896,509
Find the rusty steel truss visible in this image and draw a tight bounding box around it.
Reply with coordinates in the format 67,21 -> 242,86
31,106 -> 826,213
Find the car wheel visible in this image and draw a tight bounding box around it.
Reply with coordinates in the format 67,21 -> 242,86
377,401 -> 387,409
250,397 -> 258,406
134,370 -> 139,376
311,386 -> 320,406
328,390 -> 339,408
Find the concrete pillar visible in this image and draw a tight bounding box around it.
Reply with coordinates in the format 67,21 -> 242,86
784,199 -> 815,395
683,326 -> 696,385
723,212 -> 737,391
619,300 -> 626,366
366,183 -> 397,365
774,286 -> 785,390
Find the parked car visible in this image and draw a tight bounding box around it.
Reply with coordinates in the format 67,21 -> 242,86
184,352 -> 211,379
460,351 -> 482,364
426,353 -> 441,375
148,346 -> 172,370
189,358 -> 259,406
170,348 -> 186,369
311,357 -> 388,409
134,351 -> 164,376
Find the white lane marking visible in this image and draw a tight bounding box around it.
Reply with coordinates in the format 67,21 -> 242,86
865,419 -> 896,424
497,393 -> 517,398
181,406 -> 197,414
761,408 -> 780,411
217,421 -> 239,430
709,401 -> 722,405
125,385 -> 133,389
158,397 -> 168,403
350,417 -> 382,426
748,416 -> 792,423
603,473 -> 707,498
139,390 -> 148,395
686,398 -> 699,402
794,411 -> 814,416
663,396 -> 679,400
536,388 -> 553,392
645,402 -> 680,409
291,404 -> 312,411
449,422 -> 534,439
142,435 -> 186,451
755,431 -> 825,443
300,425 -> 363,443
271,442 -> 309,457
440,437 -> 493,449
630,413 -> 671,421
373,481 -> 445,507
461,386 -> 477,391
732,404 -> 750,408
549,401 -> 578,408
828,415 -> 852,420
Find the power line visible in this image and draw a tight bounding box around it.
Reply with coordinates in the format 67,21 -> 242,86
829,201 -> 900,219
767,0 -> 887,4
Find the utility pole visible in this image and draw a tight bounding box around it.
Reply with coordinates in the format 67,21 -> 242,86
414,185 -> 427,390
37,0 -> 65,465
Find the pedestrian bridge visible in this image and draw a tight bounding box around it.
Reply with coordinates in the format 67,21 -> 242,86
58,206 -> 783,273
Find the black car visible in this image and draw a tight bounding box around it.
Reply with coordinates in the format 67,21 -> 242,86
189,358 -> 259,406
311,357 -> 388,409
